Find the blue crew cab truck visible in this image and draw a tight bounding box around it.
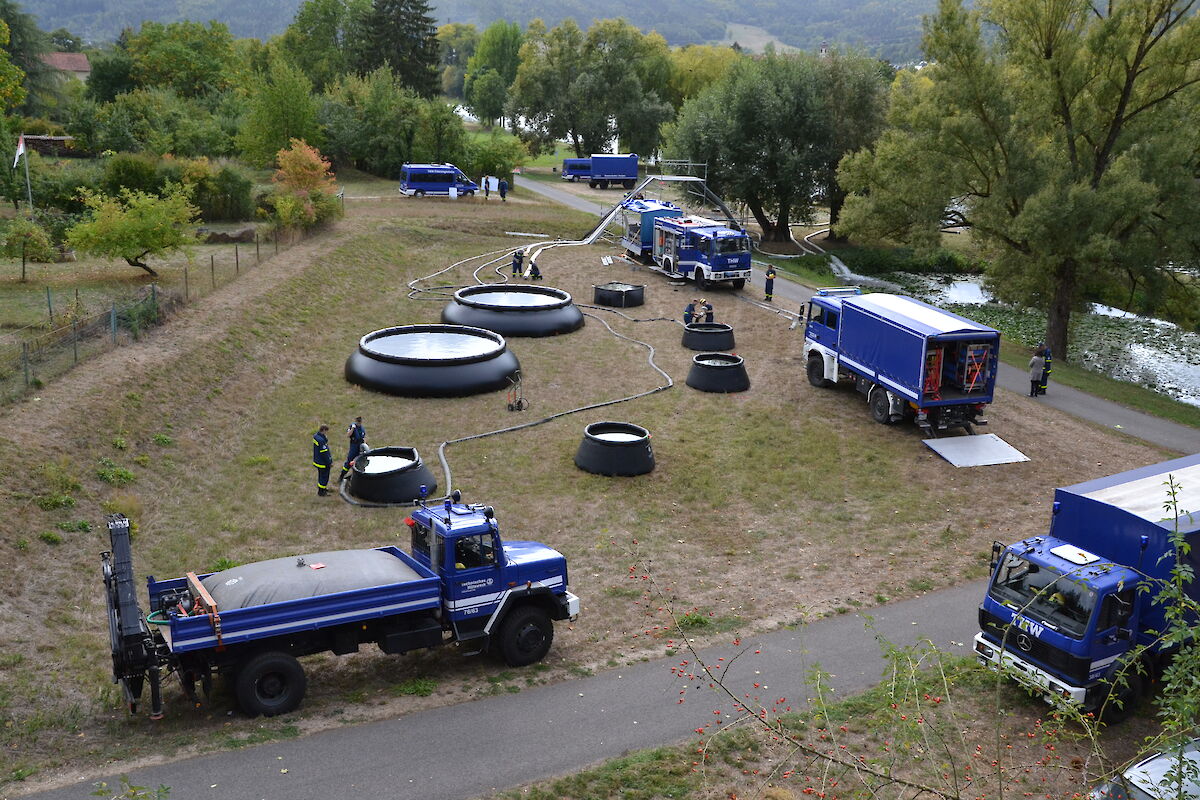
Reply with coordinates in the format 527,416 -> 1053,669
650,215 -> 752,290
804,288 -> 999,436
619,198 -> 682,261
399,163 -> 479,197
559,153 -> 638,189
102,498 -> 579,718
975,454 -> 1200,718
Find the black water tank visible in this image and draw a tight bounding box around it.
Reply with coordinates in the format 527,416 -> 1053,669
345,324 -> 520,397
574,421 -> 655,476
682,322 -> 735,351
344,446 -> 438,505
442,284 -> 584,337
686,353 -> 750,393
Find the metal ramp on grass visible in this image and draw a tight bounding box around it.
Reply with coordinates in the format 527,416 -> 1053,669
924,433 -> 1029,467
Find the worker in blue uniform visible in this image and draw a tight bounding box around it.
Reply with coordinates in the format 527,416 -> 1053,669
764,266 -> 776,302
312,424 -> 332,496
1038,343 -> 1052,395
683,299 -> 696,325
528,258 -> 542,280
511,249 -> 524,277
340,416 -> 366,481
701,299 -> 714,323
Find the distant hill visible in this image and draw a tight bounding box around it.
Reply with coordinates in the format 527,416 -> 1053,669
21,0 -> 933,62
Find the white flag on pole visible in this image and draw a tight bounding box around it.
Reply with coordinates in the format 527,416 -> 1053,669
12,134 -> 24,168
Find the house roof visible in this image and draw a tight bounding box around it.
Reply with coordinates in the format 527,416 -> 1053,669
40,52 -> 90,72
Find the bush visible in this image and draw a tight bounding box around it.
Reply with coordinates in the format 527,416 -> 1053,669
96,458 -> 136,485
101,153 -> 162,196
29,160 -> 103,214
193,166 -> 254,221
0,218 -> 57,262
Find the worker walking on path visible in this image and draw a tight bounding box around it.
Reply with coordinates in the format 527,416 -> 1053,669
341,416 -> 367,481
312,424 -> 333,496
764,265 -> 776,302
1038,343 -> 1052,395
511,249 -> 524,277
683,299 -> 696,325
1028,349 -> 1046,398
498,178 -> 508,201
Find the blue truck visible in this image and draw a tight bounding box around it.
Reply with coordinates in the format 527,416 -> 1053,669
102,497 -> 579,718
974,453 -> 1200,719
399,163 -> 479,197
559,153 -> 639,189
804,288 -> 999,436
619,198 -> 683,260
650,215 -> 752,290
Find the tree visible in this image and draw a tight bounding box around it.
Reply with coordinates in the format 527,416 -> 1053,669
588,20 -> 674,157
667,45 -> 739,108
436,22 -> 477,98
67,183 -> 198,277
350,0 -> 440,97
671,52 -> 825,242
48,27 -> 80,52
278,0 -> 367,91
465,67 -> 506,127
839,0 -> 1200,362
0,19 -> 27,113
319,66 -> 422,176
267,138 -> 342,230
85,47 -> 136,103
237,56 -> 321,167
0,0 -> 50,115
463,21 -> 521,126
416,100 -> 465,163
125,20 -> 238,98
510,19 -> 598,156
815,50 -> 890,240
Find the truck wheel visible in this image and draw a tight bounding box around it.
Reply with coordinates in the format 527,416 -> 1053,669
869,386 -> 895,425
235,652 -> 307,717
623,180 -> 635,189
588,181 -> 597,189
598,180 -> 609,189
695,271 -> 708,290
414,190 -> 425,198
807,355 -> 831,388
1100,671 -> 1143,723
497,606 -> 553,667
732,278 -> 746,290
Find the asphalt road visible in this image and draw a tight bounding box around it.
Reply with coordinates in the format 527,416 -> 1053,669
19,179 -> 1198,799
21,583 -> 984,800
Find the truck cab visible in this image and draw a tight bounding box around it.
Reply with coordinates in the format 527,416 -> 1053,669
804,286 -> 861,353
407,500 -> 577,664
561,158 -> 590,181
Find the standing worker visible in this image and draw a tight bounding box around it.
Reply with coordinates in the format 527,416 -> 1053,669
498,178 -> 508,202
683,298 -> 696,325
341,416 -> 366,481
511,249 -> 524,277
483,176 -> 491,200
1038,343 -> 1052,395
312,424 -> 333,496
701,298 -> 714,323
1028,348 -> 1046,398
764,265 -> 776,302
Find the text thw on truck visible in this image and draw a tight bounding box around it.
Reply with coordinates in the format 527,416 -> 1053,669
804,288 -> 999,436
102,498 -> 579,718
975,454 -> 1200,720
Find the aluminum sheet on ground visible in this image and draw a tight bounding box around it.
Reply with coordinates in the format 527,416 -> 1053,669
923,433 -> 1029,467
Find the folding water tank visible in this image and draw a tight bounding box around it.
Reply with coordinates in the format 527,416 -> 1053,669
592,282 -> 645,308
682,322 -> 735,351
442,284 -> 584,337
345,324 -> 520,397
686,353 -> 750,393
574,421 -> 655,476
344,446 -> 438,505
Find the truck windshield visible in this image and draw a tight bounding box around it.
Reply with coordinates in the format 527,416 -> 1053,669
988,552 -> 1096,638
715,237 -> 748,255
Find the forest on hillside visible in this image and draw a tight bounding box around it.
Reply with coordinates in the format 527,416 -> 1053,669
22,0 -> 933,61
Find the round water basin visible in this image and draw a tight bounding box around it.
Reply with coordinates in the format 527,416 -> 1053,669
592,282 -> 645,308
442,284 -> 583,337
574,421 -> 655,476
682,322 -> 735,351
345,324 -> 520,397
686,352 -> 750,393
344,446 -> 438,505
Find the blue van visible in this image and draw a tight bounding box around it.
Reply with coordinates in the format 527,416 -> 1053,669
399,163 -> 479,197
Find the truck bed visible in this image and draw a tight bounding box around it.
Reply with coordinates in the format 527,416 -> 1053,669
147,546 -> 441,654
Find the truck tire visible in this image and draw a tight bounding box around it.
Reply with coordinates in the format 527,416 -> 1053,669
623,180 -> 635,189
695,271 -> 708,290
235,651 -> 307,717
588,180 -> 598,189
414,190 -> 425,198
598,180 -> 609,189
732,278 -> 746,290
807,355 -> 831,388
497,606 -> 553,667
869,386 -> 895,425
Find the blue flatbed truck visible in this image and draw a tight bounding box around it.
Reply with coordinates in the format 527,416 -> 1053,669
975,453 -> 1200,719
102,497 -> 579,717
804,288 -> 999,436
560,153 -> 639,189
650,215 -> 752,290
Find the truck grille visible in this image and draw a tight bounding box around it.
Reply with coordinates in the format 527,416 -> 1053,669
978,609 -> 1090,685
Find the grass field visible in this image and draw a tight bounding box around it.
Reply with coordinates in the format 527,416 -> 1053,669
0,191 -> 1176,795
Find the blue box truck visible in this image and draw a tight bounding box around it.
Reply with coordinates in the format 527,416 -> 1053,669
559,154 -> 638,189
101,497 -> 578,718
399,163 -> 479,197
804,288 -> 1000,436
975,453 -> 1200,719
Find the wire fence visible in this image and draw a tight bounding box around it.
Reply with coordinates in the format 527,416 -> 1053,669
0,229 -> 306,404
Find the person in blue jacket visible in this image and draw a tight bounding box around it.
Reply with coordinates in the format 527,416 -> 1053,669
341,416 -> 366,481
764,265 -> 776,302
498,178 -> 508,201
683,299 -> 696,324
511,249 -> 524,277
1038,343 -> 1052,395
312,424 -> 332,496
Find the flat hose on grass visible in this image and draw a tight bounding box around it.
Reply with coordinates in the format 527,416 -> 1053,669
435,309 -> 674,494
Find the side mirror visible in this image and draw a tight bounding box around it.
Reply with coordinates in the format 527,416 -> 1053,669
1116,628 -> 1132,641
989,541 -> 1003,571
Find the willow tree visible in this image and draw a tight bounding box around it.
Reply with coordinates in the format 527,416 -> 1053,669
839,0 -> 1200,361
